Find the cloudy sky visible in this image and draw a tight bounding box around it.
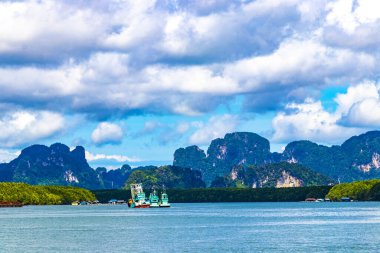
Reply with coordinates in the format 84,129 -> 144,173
1,0 -> 380,168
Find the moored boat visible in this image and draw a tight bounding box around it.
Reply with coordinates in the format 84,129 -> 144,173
159,190 -> 171,208
129,183 -> 150,208
149,189 -> 160,208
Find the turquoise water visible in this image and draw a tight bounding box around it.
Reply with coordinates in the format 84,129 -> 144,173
1,202 -> 380,252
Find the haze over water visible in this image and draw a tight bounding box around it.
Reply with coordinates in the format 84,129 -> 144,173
1,202 -> 380,252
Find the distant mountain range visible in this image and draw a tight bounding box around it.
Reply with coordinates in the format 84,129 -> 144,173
0,143 -> 204,189
174,131 -> 380,186
1,131 -> 380,189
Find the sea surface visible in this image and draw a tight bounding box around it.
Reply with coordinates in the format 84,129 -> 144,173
1,202 -> 380,252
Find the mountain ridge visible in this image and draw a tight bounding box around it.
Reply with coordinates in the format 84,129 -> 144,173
174,131 -> 380,185
1,130 -> 380,189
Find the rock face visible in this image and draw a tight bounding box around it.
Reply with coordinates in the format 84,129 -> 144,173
173,145 -> 206,171
174,131 -> 380,185
283,131 -> 380,182
174,132 -> 272,185
96,164 -> 132,189
125,165 -> 206,189
0,143 -> 207,190
210,162 -> 333,188
282,141 -> 351,181
0,143 -> 103,189
276,171 -> 303,188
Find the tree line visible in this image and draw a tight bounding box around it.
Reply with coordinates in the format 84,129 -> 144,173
327,179 -> 380,201
93,186 -> 332,203
0,182 -> 96,205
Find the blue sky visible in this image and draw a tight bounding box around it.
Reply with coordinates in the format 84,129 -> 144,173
1,0 -> 380,169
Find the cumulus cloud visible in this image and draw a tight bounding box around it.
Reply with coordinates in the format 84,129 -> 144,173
224,39 -> 375,90
0,37 -> 375,117
272,99 -> 356,143
323,0 -> 380,50
0,111 -> 65,148
336,81 -> 380,127
85,151 -> 140,163
272,81 -> 380,143
344,98 -> 380,127
0,0 -> 105,63
189,114 -> 240,145
91,122 -> 124,145
0,149 -> 21,163
0,0 -> 379,119
1,0 -> 380,147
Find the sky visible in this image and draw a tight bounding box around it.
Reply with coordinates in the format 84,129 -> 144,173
1,0 -> 380,169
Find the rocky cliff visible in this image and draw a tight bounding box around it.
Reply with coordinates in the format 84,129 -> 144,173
174,131 -> 380,185
0,143 -> 102,189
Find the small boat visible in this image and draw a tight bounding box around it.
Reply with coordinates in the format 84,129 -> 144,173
159,190 -> 171,208
305,198 -> 317,202
71,201 -> 80,206
0,201 -> 23,208
130,183 -> 150,208
91,200 -> 100,205
108,199 -> 118,205
149,189 -> 160,208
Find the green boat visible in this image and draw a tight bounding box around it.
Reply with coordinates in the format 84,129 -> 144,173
159,190 -> 171,208
129,184 -> 150,208
149,189 -> 160,208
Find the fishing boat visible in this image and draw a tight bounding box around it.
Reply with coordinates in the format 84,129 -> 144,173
159,189 -> 171,208
149,189 -> 160,208
129,183 -> 150,208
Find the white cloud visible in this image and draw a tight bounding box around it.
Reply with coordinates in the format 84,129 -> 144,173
344,98 -> 380,127
189,114 -> 239,145
0,0 -> 104,58
0,149 -> 20,163
272,99 -> 355,143
85,151 -> 140,163
0,111 -> 65,148
326,0 -> 380,33
323,0 -> 380,50
0,0 -> 379,120
0,36 -> 375,118
272,81 -> 380,143
1,0 -> 380,150
102,0 -> 160,50
91,122 -> 124,145
336,81 -> 380,127
335,81 -> 379,114
224,39 -> 375,90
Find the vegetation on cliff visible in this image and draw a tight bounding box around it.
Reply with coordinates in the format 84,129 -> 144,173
174,132 -> 272,185
0,182 -> 96,205
0,143 -> 102,189
174,131 -> 380,185
125,165 -> 205,189
211,162 -> 334,188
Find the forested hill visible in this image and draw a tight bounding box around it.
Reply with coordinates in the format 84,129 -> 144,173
0,144 -> 102,189
2,131 -> 380,190
174,131 -> 380,185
